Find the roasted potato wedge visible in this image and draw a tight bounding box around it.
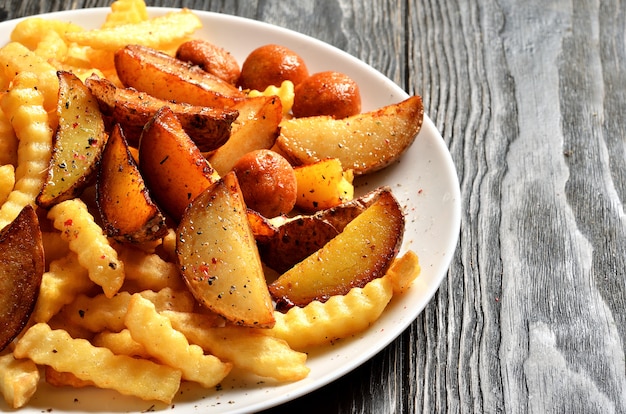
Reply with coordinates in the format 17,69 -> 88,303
96,124 -> 168,243
207,95 -> 282,176
276,95 -> 424,175
293,158 -> 354,212
36,71 -> 107,208
176,172 -> 275,328
268,188 -> 404,310
115,44 -> 245,107
257,187 -> 387,273
86,75 -> 238,151
138,106 -> 220,221
0,205 -> 44,351
258,216 -> 339,274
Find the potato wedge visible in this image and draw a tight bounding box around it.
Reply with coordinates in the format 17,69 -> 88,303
115,44 -> 245,107
206,95 -> 282,176
176,172 -> 275,328
0,205 -> 44,351
293,158 -> 354,212
259,216 -> 339,274
268,188 -> 404,310
276,95 -> 424,175
256,187 -> 387,273
138,106 -> 220,221
96,124 -> 168,243
36,70 -> 107,208
85,75 -> 238,150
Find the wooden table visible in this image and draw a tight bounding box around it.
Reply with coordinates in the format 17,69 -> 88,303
3,1 -> 625,413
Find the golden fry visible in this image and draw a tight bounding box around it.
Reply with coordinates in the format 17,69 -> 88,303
10,18 -> 83,51
0,165 -> 15,206
44,365 -> 93,388
60,287 -> 195,333
116,243 -> 186,292
66,9 -> 201,52
166,312 -> 310,382
32,251 -> 95,323
14,323 -> 182,403
48,199 -> 124,298
92,329 -> 150,359
0,43 -> 59,112
0,353 -> 39,409
101,0 -> 149,28
0,105 -> 18,167
266,275 -> 394,350
387,250 -> 421,294
0,72 -> 53,229
125,294 -> 232,388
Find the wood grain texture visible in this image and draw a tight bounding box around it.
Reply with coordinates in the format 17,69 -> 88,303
1,1 -> 625,413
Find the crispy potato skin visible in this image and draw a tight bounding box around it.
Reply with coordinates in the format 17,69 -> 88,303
115,44 -> 244,107
232,149 -> 297,218
96,124 -> 168,243
268,188 -> 404,310
176,39 -> 241,85
138,106 -> 219,221
292,71 -> 361,119
176,172 -> 276,328
0,205 -> 44,351
86,75 -> 238,151
37,71 -> 107,209
238,44 -> 309,91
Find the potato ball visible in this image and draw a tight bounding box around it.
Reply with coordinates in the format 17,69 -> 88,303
176,39 -> 241,85
232,149 -> 297,218
238,44 -> 309,91
292,71 -> 361,119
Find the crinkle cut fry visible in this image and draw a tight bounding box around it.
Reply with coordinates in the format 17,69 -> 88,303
0,71 -> 53,229
13,323 -> 181,404
48,198 -> 125,298
0,42 -> 59,112
267,275 -> 394,350
124,294 -> 232,388
0,353 -> 39,409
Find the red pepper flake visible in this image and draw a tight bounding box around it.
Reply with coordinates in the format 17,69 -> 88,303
64,219 -> 73,227
72,122 -> 79,129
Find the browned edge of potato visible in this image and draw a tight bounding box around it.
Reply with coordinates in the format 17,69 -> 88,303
176,172 -> 275,328
276,95 -> 424,175
0,205 -> 44,351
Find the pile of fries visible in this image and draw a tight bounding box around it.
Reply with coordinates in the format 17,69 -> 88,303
0,0 -> 421,409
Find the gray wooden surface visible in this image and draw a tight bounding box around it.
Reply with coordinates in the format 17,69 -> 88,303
2,0 -> 625,413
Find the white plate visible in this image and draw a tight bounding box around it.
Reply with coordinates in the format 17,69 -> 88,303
0,7 -> 461,413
